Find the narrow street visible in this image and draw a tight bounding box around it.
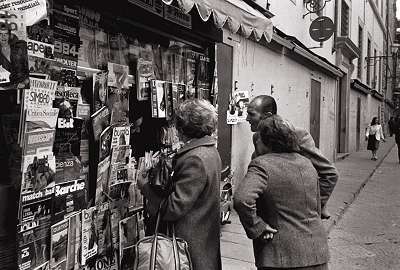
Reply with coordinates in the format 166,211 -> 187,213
221,139 -> 399,270
329,146 -> 400,269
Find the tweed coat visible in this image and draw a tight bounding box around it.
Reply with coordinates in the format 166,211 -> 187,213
142,136 -> 222,270
234,153 -> 329,269
252,125 -> 338,209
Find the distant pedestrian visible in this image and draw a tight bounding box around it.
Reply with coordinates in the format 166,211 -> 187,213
234,115 -> 329,270
366,117 -> 385,160
388,117 -> 395,137
246,95 -> 338,219
394,116 -> 400,164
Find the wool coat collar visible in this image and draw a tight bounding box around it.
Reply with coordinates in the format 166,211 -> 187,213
176,135 -> 216,157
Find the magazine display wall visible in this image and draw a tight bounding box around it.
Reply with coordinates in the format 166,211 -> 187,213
0,1 -> 216,270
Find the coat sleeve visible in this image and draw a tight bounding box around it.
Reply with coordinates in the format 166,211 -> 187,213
296,128 -> 339,208
233,160 -> 269,240
162,156 -> 207,222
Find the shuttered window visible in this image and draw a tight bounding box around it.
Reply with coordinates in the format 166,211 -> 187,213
341,1 -> 349,36
357,25 -> 363,79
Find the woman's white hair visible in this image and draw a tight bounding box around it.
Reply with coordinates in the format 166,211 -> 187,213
175,99 -> 218,139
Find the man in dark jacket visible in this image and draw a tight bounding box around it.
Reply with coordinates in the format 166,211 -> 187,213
246,95 -> 338,219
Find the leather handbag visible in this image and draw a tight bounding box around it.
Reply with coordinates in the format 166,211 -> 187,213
134,202 -> 193,270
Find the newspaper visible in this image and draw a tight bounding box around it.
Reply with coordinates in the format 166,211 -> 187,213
52,179 -> 86,224
17,220 -> 50,270
50,219 -> 69,270
0,0 -> 48,26
111,125 -> 130,148
81,207 -> 98,265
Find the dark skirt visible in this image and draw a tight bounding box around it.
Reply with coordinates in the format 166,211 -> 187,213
367,135 -> 379,151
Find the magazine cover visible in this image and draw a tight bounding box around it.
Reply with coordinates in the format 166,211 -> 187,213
27,18 -> 53,43
110,145 -> 131,166
23,129 -> 56,156
81,207 -> 98,266
27,38 -> 54,60
99,126 -> 112,162
53,38 -> 79,71
127,183 -> 143,211
24,78 -> 57,108
54,86 -> 81,128
119,215 -> 138,266
91,106 -> 110,142
93,71 -> 108,113
136,43 -> 154,101
109,203 -> 122,269
108,62 -> 129,89
53,118 -> 83,157
197,54 -> 212,100
66,212 -> 82,270
76,103 -> 91,175
95,156 -> 110,205
111,125 -> 130,148
96,202 -> 118,270
20,190 -> 52,225
28,55 -> 62,81
95,30 -> 109,70
0,10 -> 29,90
109,164 -> 129,189
78,25 -> 96,69
108,86 -> 129,125
184,49 -> 197,99
55,154 -> 82,184
52,179 -> 86,224
108,35 -> 121,64
17,221 -> 51,270
164,81 -> 173,120
150,80 -> 166,118
25,107 -> 59,133
50,219 -> 69,270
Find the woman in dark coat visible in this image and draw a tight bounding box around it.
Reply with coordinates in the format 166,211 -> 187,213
234,115 -> 329,270
139,99 -> 222,270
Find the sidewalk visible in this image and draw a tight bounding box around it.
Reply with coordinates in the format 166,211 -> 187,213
220,137 -> 396,270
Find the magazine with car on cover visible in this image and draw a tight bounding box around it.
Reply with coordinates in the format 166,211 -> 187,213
52,179 -> 86,224
91,106 -> 110,142
66,212 -> 82,270
81,207 -> 98,265
99,126 -> 113,162
111,125 -> 130,148
17,221 -> 51,270
96,202 -> 118,270
108,86 -> 129,125
95,156 -> 110,205
93,70 -> 109,113
50,219 -> 69,270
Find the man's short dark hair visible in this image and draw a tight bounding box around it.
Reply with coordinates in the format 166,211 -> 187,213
254,95 -> 277,115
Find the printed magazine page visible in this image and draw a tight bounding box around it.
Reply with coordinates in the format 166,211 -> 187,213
91,106 -> 110,142
111,125 -> 130,148
95,156 -> 110,205
93,70 -> 108,113
108,87 -> 129,125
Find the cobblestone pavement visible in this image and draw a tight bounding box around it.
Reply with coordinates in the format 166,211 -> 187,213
328,146 -> 400,270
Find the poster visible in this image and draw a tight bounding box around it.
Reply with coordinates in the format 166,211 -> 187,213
226,91 -> 249,124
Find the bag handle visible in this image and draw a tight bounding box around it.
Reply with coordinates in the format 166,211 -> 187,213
150,200 -> 166,270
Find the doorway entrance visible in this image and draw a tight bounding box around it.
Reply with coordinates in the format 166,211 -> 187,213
356,97 -> 361,151
310,79 -> 321,148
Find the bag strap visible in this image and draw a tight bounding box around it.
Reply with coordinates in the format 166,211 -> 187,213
150,200 -> 166,270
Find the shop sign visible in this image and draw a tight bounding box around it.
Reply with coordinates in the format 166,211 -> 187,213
164,4 -> 192,29
128,0 -> 163,17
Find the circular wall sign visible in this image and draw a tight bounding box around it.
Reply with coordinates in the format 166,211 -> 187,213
309,16 -> 335,42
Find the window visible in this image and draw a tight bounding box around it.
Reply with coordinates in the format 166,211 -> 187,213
341,1 -> 350,36
378,51 -> 382,92
373,49 -> 377,89
357,25 -> 363,79
366,38 -> 371,85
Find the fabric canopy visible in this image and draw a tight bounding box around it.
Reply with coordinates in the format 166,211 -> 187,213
161,0 -> 273,42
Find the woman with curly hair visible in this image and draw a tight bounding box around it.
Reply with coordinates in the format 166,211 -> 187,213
234,115 -> 329,270
138,99 -> 222,270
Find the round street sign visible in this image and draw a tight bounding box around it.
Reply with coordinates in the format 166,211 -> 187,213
309,16 -> 335,42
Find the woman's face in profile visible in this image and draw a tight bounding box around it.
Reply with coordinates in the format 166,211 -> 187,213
0,29 -> 9,46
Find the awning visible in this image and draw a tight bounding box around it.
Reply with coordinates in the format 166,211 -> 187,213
161,0 -> 273,42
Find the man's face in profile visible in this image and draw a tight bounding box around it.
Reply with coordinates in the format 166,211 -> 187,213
247,103 -> 262,132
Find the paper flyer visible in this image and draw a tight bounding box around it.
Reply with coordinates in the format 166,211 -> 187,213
50,219 -> 69,270
81,207 -> 98,265
111,125 -> 130,148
